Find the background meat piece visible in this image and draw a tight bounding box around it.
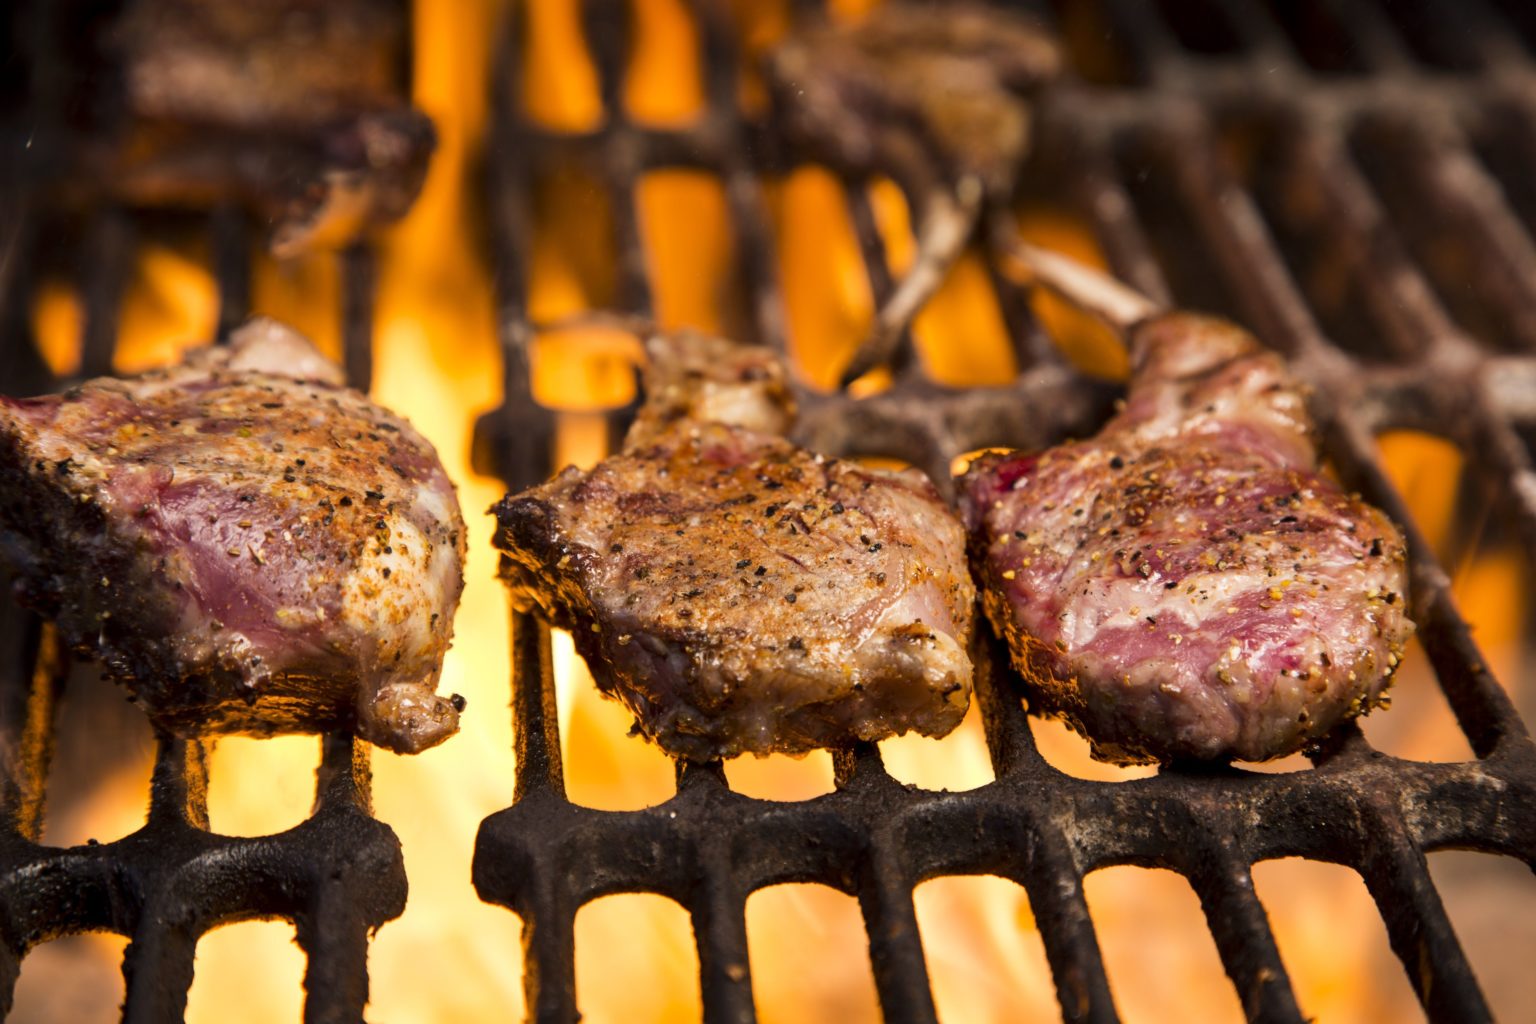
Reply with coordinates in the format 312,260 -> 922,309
0,318 -> 466,753
766,2 -> 1062,382
767,2 -> 1061,196
493,330 -> 975,760
623,330 -> 797,447
40,0 -> 434,256
962,313 -> 1414,763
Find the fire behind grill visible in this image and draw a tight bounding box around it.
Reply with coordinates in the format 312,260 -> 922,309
2,0 -> 1536,1021
470,2 -> 1536,1022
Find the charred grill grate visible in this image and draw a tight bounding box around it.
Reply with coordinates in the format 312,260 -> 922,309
0,0 -> 1534,1021
471,2 -> 1536,1022
0,5 -> 404,1020
0,217 -> 402,1023
0,212 -> 402,1022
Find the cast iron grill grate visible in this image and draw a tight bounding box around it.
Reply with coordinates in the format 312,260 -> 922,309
0,215 -> 401,1024
470,1 -> 1536,1022
0,215 -> 401,1023
0,5 -> 404,1021
1,0 -> 1534,1020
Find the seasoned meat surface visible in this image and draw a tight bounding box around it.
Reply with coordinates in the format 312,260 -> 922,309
65,0 -> 433,256
766,2 -> 1061,194
961,313 -> 1413,763
623,330 -> 797,447
493,331 -> 975,759
0,319 -> 465,753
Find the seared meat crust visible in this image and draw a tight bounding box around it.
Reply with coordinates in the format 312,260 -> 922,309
493,331 -> 975,760
962,313 -> 1413,763
0,319 -> 465,753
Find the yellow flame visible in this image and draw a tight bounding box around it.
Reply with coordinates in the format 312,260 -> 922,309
639,171 -> 737,335
250,250 -> 343,365
769,166 -> 876,391
748,884 -> 882,1023
626,0 -> 705,125
523,0 -> 603,131
19,0 -> 1528,1020
1014,205 -> 1130,380
915,875 -> 1057,1021
1087,866 -> 1246,1021
728,0 -> 793,115
115,243 -> 219,374
868,178 -> 1017,387
30,282 -> 82,378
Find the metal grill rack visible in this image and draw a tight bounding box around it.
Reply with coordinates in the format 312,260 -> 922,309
470,2 -> 1536,1022
0,215 -> 400,1024
0,4 -> 404,1020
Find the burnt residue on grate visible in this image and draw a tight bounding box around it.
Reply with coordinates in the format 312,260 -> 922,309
472,2 -> 1536,1022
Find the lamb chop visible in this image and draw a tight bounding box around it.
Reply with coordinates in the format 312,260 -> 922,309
493,330 -> 975,760
766,2 -> 1062,382
57,0 -> 434,257
961,248 -> 1413,763
0,318 -> 466,753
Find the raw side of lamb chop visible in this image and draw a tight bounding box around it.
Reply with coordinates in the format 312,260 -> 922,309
0,318 -> 466,753
493,330 -> 975,760
58,0 -> 434,256
766,2 -> 1062,381
962,307 -> 1413,763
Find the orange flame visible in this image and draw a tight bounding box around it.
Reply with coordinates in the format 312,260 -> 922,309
17,0 -> 1532,1021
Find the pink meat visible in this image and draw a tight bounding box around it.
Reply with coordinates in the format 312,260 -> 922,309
961,313 -> 1413,763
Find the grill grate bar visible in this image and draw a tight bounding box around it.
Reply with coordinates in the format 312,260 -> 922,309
0,619 -> 61,843
1360,814 -> 1495,1022
858,844 -> 939,1024
1401,123 -> 1536,352
508,612 -> 564,801
1290,128 -> 1444,357
120,915 -> 200,1024
1188,850 -> 1305,1023
1058,119 -> 1175,308
689,865 -> 756,1024
1145,114 -> 1331,362
1012,825 -> 1119,1024
693,0 -> 792,353
342,243 -> 378,393
460,1 -> 1536,1020
211,205 -> 251,342
843,180 -> 918,380
582,1 -> 656,322
78,209 -> 134,381
1298,0 -> 1417,72
473,3 -> 570,493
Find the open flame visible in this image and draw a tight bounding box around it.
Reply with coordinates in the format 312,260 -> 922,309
13,1 -> 1533,1021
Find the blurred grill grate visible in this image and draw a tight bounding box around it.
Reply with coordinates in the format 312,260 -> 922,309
470,2 -> 1536,1023
0,0 -> 1534,1021
0,4 -> 404,1020
0,210 -> 402,1023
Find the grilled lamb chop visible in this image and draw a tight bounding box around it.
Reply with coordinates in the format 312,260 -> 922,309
0,318 -> 465,753
766,3 -> 1061,381
962,311 -> 1413,763
57,0 -> 433,256
493,330 -> 975,760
